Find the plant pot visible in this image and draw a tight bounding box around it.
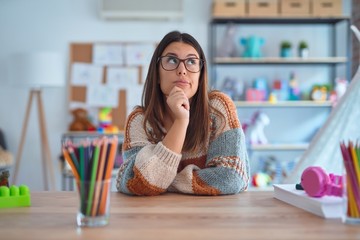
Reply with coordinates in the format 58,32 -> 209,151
280,48 -> 292,58
299,48 -> 309,58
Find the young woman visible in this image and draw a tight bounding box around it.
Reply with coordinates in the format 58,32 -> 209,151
116,31 -> 249,196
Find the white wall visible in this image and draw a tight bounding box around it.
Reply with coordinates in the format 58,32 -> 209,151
0,0 -> 352,191
0,0 -> 212,190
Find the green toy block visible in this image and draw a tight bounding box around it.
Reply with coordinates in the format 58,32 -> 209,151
0,185 -> 31,208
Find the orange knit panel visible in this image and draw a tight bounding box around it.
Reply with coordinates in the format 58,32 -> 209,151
122,108 -> 143,151
192,172 -> 221,196
210,91 -> 240,129
127,167 -> 165,196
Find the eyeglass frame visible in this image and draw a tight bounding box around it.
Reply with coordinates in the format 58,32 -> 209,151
157,56 -> 205,73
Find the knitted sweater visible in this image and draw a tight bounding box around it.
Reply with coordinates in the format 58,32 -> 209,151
116,91 -> 250,196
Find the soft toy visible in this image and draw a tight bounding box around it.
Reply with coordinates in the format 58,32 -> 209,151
0,170 -> 10,187
69,108 -> 96,131
240,35 -> 265,58
0,147 -> 13,169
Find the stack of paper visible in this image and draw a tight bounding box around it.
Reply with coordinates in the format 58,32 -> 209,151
273,184 -> 343,219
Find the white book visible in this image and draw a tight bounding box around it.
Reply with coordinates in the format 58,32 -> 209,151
273,184 -> 343,219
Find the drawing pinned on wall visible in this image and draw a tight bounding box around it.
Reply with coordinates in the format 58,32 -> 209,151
141,65 -> 149,83
86,84 -> 118,108
107,67 -> 139,88
126,84 -> 144,115
125,43 -> 155,66
71,63 -> 103,86
92,43 -> 124,65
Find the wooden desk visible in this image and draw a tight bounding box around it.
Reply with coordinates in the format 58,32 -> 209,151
0,191 -> 359,240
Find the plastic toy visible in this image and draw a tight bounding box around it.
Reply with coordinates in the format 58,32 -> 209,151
240,35 -> 265,58
97,107 -> 119,133
252,172 -> 271,187
288,72 -> 301,100
0,185 -> 31,208
217,24 -> 238,58
271,79 -> 289,101
246,89 -> 265,101
221,77 -> 244,101
243,111 -> 270,145
300,166 -> 342,198
253,77 -> 268,100
268,92 -> 277,103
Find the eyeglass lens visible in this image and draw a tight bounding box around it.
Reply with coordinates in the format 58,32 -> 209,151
160,56 -> 202,73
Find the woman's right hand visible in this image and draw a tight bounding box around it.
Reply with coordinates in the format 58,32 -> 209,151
166,86 -> 190,121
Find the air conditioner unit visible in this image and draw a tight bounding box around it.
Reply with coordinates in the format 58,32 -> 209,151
98,0 -> 183,20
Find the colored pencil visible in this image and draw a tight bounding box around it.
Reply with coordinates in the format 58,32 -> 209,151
92,137 -> 108,216
98,136 -> 118,215
62,147 -> 80,181
86,141 -> 100,216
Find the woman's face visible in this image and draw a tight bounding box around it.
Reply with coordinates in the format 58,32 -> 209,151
158,42 -> 201,100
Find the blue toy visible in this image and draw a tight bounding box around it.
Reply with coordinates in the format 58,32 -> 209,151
240,36 -> 265,58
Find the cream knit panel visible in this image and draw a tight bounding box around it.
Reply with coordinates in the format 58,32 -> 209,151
134,142 -> 182,189
170,164 -> 200,194
127,113 -> 150,148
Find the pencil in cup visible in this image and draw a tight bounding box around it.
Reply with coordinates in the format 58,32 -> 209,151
62,136 -> 118,218
340,141 -> 360,220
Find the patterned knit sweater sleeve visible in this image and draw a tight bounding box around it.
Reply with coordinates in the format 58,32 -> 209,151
116,108 -> 182,196
169,91 -> 250,195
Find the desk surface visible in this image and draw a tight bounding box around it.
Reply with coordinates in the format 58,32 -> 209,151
0,191 -> 359,240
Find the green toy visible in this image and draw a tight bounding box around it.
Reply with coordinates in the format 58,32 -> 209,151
0,185 -> 31,208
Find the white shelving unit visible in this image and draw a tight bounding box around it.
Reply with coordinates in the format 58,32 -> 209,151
250,143 -> 309,151
214,57 -> 347,64
209,17 -> 351,190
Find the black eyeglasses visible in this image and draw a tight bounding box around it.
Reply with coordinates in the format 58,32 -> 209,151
157,56 -> 204,73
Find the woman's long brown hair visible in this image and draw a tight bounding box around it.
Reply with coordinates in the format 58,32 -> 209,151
141,31 -> 210,152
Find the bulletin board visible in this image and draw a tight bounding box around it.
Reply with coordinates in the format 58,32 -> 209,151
68,42 -> 156,131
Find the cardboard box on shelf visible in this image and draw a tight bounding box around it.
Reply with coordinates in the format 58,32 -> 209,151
248,0 -> 279,17
280,0 -> 311,16
311,0 -> 342,17
212,0 -> 246,18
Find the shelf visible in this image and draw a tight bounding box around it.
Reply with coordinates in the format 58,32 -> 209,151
213,57 -> 347,65
235,101 -> 333,108
249,143 -> 309,151
211,16 -> 351,24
